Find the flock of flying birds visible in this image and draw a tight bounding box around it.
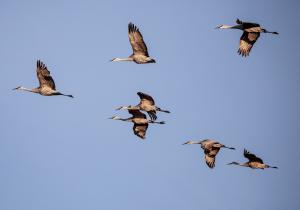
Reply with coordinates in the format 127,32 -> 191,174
13,19 -> 279,170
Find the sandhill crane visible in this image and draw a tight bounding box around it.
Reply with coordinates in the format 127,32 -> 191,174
13,60 -> 73,98
111,23 -> 156,64
216,18 -> 278,57
228,149 -> 278,169
116,92 -> 170,121
182,139 -> 235,168
109,109 -> 165,139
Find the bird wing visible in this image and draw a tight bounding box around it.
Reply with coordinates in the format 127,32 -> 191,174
244,149 -> 264,164
203,144 -> 221,168
128,109 -> 147,119
36,60 -> 56,90
236,19 -> 260,28
128,23 -> 149,56
238,32 -> 260,57
133,123 -> 148,139
137,92 -> 155,105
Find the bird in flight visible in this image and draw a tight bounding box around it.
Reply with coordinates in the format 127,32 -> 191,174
216,18 -> 278,57
111,23 -> 156,64
109,109 -> 164,139
228,149 -> 278,169
13,60 -> 73,98
116,92 -> 170,121
183,139 -> 235,168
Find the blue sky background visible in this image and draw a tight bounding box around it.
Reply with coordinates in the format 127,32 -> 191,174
1,0 -> 299,209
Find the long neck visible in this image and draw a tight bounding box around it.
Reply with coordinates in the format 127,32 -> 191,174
220,24 -> 243,30
117,105 -> 139,110
112,57 -> 134,62
19,87 -> 40,94
114,117 -> 132,122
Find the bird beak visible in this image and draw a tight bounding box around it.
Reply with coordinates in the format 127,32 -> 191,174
182,142 -> 189,145
12,86 -> 21,90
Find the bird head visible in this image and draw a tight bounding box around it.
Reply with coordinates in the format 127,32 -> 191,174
110,58 -> 118,62
12,86 -> 23,91
108,116 -> 122,120
215,25 -> 224,29
182,140 -> 200,145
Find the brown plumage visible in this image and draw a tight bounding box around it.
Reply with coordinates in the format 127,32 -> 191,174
183,139 -> 235,168
13,60 -> 73,97
109,109 -> 165,139
111,23 -> 156,64
116,92 -> 170,121
228,149 -> 278,169
216,18 -> 278,57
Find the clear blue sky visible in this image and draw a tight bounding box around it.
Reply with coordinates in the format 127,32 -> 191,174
1,0 -> 299,209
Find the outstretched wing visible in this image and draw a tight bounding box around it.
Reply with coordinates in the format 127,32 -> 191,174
204,154 -> 216,169
238,32 -> 260,57
244,149 -> 263,164
128,109 -> 147,119
203,145 -> 221,169
137,92 -> 157,120
128,23 -> 149,56
36,60 -> 56,90
137,92 -> 155,105
236,19 -> 260,28
133,123 -> 148,139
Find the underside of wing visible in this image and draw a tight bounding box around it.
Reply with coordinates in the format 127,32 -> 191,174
238,32 -> 260,57
137,92 -> 155,105
36,60 -> 56,90
147,111 -> 157,121
205,154 -> 216,168
128,23 -> 149,56
128,109 -> 147,119
133,123 -> 148,139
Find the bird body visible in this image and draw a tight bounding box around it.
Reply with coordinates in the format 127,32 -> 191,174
228,149 -> 278,169
111,23 -> 155,64
116,92 -> 170,121
110,109 -> 165,139
216,18 -> 278,56
183,139 -> 235,168
13,60 -> 73,98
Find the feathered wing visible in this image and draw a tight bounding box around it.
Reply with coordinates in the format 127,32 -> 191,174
128,109 -> 147,119
36,60 -> 56,90
137,92 -> 155,105
133,123 -> 148,139
238,32 -> 260,57
244,149 -> 264,164
204,146 -> 221,168
236,19 -> 260,28
128,23 -> 149,56
137,92 -> 157,121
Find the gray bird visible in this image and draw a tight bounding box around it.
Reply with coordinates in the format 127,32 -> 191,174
111,23 -> 156,64
109,109 -> 165,139
228,149 -> 278,169
13,60 -> 73,98
216,18 -> 278,56
183,139 -> 235,168
116,92 -> 170,121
